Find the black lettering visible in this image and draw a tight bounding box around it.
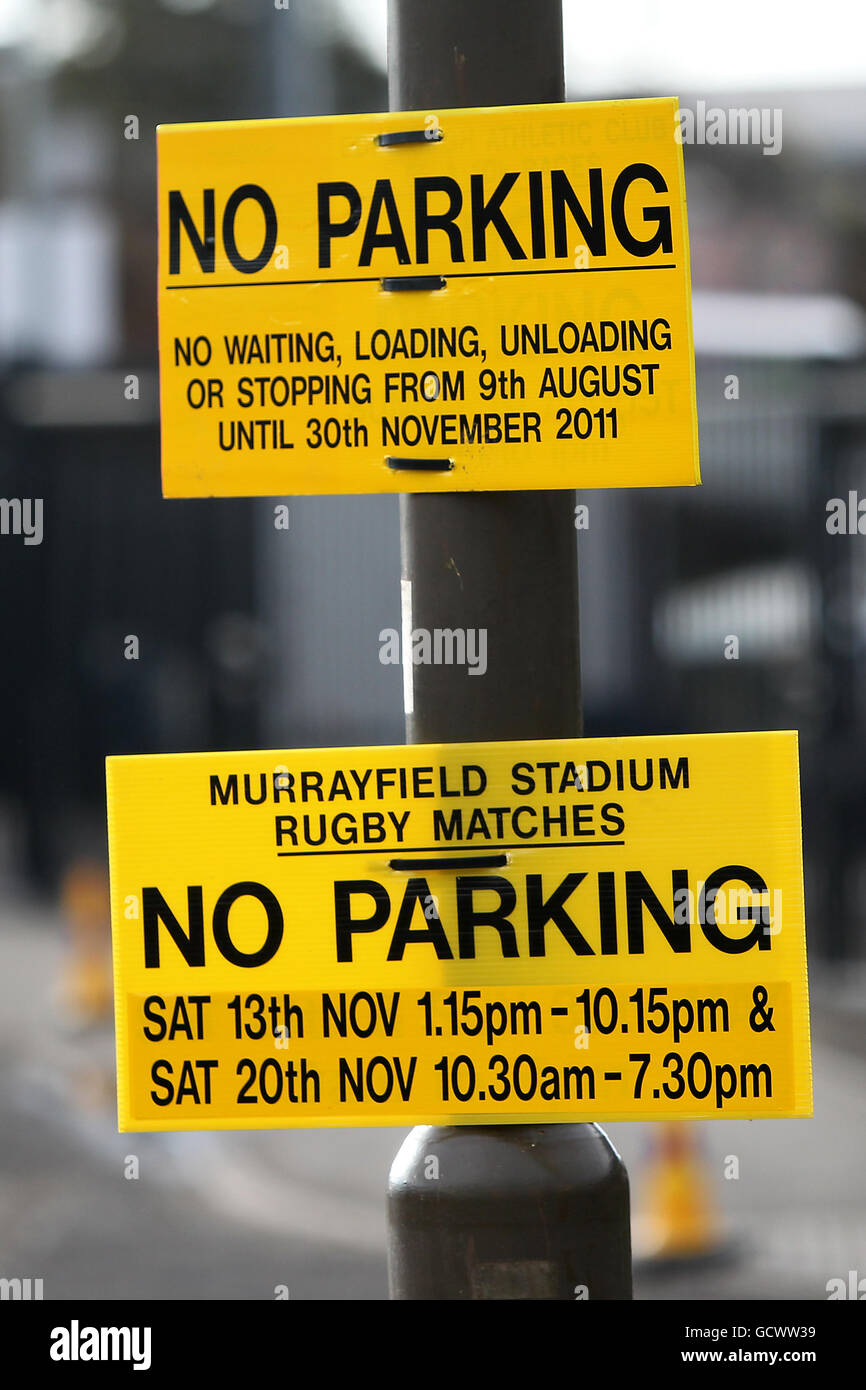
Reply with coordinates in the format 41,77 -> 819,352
150,1060 -> 174,1106
169,189 -> 214,275
414,176 -> 464,263
222,184 -> 278,273
143,887 -> 205,968
626,870 -> 690,952
142,995 -> 167,1041
550,168 -> 606,258
456,875 -> 518,959
334,880 -> 390,962
700,865 -> 772,953
212,881 -> 283,967
359,179 -> 411,266
387,878 -> 454,960
611,163 -> 672,257
318,181 -> 362,268
527,873 -> 593,956
660,756 -> 689,789
471,172 -> 525,261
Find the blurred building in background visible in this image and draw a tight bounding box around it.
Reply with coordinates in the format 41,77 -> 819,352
0,0 -> 865,969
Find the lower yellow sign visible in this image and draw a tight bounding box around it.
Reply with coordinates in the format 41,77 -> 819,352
106,732 -> 811,1130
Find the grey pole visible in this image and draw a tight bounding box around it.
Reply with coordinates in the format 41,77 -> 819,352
386,0 -> 633,1299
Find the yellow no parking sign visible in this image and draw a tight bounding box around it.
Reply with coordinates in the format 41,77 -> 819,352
157,97 -> 699,496
107,731 -> 810,1130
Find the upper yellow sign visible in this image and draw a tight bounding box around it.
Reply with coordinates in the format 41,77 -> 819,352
107,732 -> 809,1131
157,98 -> 699,496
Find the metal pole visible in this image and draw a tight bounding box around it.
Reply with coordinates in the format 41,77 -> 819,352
386,0 -> 632,1299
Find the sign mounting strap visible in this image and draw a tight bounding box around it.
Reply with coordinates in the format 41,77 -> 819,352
381,275 -> 447,292
375,128 -> 444,146
385,456 -> 454,472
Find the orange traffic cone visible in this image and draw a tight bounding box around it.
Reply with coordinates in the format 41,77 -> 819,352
632,1122 -> 726,1264
59,858 -> 113,1025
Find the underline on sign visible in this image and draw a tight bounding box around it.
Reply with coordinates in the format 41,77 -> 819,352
276,839 -> 626,857
163,264 -> 677,291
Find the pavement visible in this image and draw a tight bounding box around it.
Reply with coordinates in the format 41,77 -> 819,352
0,898 -> 863,1301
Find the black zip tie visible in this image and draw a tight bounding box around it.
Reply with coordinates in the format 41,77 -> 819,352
388,854 -> 509,871
375,129 -> 443,147
385,457 -> 454,472
381,274 -> 446,292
